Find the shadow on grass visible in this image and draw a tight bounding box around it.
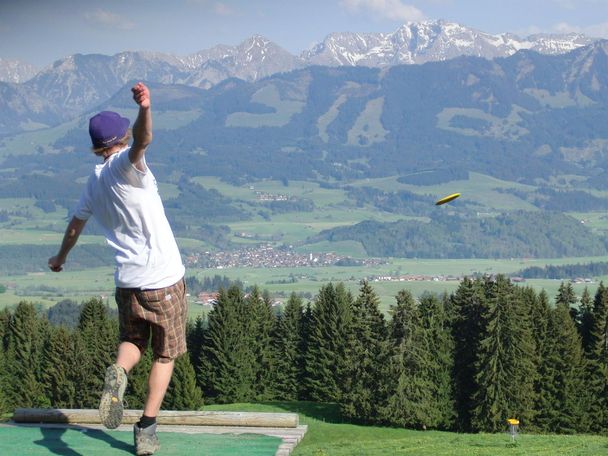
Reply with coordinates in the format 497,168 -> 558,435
11,409 -> 132,455
260,401 -> 345,424
34,428 -> 81,456
30,426 -> 133,455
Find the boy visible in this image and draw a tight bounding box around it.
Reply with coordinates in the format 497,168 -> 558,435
49,82 -> 187,456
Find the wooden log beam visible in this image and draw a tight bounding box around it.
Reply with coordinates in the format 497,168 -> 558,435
12,409 -> 299,428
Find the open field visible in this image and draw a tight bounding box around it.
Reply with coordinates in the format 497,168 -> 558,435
2,254 -> 608,314
0,229 -> 105,246
349,172 -> 538,212
568,211 -> 608,236
2,170 -> 608,314
227,208 -> 406,247
192,176 -> 349,207
206,402 -> 608,456
0,118 -> 82,159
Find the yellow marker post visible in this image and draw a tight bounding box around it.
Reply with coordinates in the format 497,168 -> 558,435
507,418 -> 520,443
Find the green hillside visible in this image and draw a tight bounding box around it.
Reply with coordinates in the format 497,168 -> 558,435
209,402 -> 608,456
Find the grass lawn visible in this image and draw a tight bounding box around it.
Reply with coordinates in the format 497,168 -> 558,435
205,402 -> 608,456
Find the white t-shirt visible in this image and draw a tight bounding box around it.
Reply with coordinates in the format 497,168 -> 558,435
74,147 -> 185,289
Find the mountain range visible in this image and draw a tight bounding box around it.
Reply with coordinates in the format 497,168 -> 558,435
2,22 -> 608,259
0,58 -> 38,84
2,38 -> 607,189
0,20 -> 599,137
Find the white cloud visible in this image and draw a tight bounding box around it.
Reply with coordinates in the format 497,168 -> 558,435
513,25 -> 543,37
584,22 -> 608,38
552,21 -> 608,38
552,22 -> 579,33
84,9 -> 135,31
341,0 -> 425,22
515,20 -> 608,39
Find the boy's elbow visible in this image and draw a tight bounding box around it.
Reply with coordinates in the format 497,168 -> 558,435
134,133 -> 153,148
142,135 -> 153,148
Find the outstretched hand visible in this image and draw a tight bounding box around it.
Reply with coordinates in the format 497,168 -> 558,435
132,82 -> 150,109
48,255 -> 65,272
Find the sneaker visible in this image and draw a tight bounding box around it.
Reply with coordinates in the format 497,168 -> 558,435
99,364 -> 128,429
134,423 -> 161,455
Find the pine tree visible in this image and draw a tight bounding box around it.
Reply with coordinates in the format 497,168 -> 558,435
451,277 -> 487,431
5,302 -> 48,407
589,283 -> 608,360
578,287 -> 595,352
382,289 -> 435,429
535,288 -> 587,433
341,281 -> 388,424
70,328 -> 94,408
526,288 -> 550,432
418,292 -> 456,430
471,276 -> 536,432
76,298 -> 118,407
298,301 -> 314,400
248,287 -> 276,400
41,326 -> 76,408
0,308 -> 10,349
200,285 -> 256,403
164,354 -> 204,410
186,315 -> 205,381
583,282 -> 608,431
0,343 -> 8,415
271,292 -> 304,401
303,283 -> 353,402
0,306 -> 9,412
556,281 -> 578,323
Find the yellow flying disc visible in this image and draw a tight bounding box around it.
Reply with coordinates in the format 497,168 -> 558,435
435,193 -> 461,205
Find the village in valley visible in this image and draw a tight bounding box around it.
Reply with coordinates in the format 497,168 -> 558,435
184,244 -> 385,270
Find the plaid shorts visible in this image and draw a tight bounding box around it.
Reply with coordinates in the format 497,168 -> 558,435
115,278 -> 188,363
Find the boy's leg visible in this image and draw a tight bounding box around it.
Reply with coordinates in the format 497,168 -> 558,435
133,360 -> 174,456
143,360 -> 175,417
137,278 -> 187,417
133,279 -> 187,455
116,341 -> 142,373
99,363 -> 129,429
101,288 -> 148,429
100,343 -> 141,429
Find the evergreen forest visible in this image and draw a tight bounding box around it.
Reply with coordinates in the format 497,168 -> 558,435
2,276 -> 608,435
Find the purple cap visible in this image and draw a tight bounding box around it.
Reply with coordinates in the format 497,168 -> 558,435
89,111 -> 130,148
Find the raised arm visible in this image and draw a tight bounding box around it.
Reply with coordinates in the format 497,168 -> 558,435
129,82 -> 152,171
48,216 -> 87,272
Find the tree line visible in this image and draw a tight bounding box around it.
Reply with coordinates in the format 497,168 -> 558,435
1,277 -> 608,435
314,211 -> 608,259
517,261 -> 608,280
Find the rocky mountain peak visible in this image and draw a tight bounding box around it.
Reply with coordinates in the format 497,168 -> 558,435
0,58 -> 38,83
303,20 -> 597,66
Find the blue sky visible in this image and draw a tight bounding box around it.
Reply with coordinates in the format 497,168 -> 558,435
1,0 -> 607,67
